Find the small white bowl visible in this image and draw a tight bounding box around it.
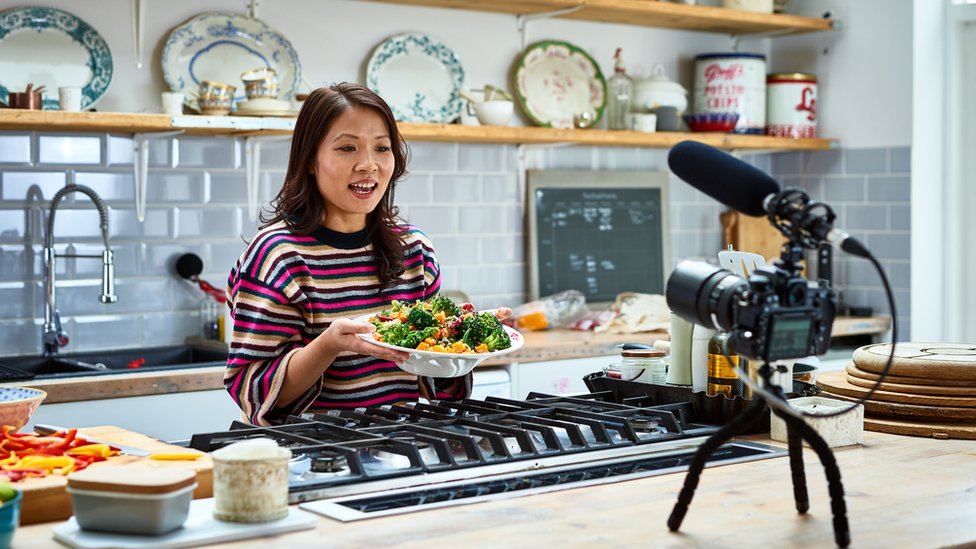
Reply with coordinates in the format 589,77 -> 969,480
473,100 -> 514,126
355,315 -> 524,378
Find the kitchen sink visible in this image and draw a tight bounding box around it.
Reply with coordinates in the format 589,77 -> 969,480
0,346 -> 228,382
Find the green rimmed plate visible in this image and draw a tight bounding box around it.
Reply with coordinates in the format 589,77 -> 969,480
514,40 -> 607,129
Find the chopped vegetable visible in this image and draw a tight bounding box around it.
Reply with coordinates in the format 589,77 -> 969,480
0,425 -> 121,482
368,296 -> 511,354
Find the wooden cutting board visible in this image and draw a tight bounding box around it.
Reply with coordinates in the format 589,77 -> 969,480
818,372 -> 976,422
845,362 -> 976,391
16,426 -> 213,525
818,370 -> 976,408
863,416 -> 976,440
853,342 -> 976,381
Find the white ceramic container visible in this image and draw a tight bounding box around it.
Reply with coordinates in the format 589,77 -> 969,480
693,53 -> 767,134
766,72 -> 818,138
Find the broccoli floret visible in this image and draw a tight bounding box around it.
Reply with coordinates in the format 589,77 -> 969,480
483,327 -> 511,352
381,323 -> 438,349
460,312 -> 509,350
427,295 -> 462,318
407,306 -> 439,329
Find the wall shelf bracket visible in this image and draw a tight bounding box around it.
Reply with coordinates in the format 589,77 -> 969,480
133,130 -> 184,223
244,135 -> 291,222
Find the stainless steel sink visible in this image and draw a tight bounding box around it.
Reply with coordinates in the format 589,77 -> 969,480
0,346 -> 227,382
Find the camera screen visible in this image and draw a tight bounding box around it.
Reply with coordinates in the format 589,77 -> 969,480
768,315 -> 814,358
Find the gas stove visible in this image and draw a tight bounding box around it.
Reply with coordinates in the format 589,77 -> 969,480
189,391 -> 785,520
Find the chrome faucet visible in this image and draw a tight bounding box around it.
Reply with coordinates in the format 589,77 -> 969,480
43,184 -> 117,355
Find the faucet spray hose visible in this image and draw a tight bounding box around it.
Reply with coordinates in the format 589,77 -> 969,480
46,184 -> 111,249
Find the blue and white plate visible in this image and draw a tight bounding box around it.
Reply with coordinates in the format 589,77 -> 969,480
0,6 -> 113,110
162,12 -> 301,109
366,33 -> 465,123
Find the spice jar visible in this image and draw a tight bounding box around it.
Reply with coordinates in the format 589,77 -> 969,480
617,348 -> 667,385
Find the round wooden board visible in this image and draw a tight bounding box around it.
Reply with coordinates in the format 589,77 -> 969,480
818,371 -> 976,408
845,363 -> 976,396
864,417 -> 976,440
853,342 -> 976,381
845,362 -> 976,388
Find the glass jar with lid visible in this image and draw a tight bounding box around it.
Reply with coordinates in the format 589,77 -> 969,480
617,348 -> 667,385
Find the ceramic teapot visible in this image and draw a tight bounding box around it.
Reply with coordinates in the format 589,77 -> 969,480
633,64 -> 688,113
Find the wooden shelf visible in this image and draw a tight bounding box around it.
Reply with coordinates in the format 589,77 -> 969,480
0,110 -> 836,150
364,0 -> 836,35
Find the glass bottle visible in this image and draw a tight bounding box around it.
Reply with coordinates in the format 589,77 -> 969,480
707,332 -> 746,397
606,48 -> 633,130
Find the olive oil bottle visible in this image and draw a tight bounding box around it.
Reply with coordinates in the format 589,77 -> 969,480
707,332 -> 745,397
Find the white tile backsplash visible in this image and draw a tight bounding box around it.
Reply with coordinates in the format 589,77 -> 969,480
0,134 -> 913,354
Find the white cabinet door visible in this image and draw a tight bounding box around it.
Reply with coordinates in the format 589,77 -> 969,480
512,356 -> 612,399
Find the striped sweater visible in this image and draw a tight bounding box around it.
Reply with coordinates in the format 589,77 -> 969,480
225,220 -> 471,425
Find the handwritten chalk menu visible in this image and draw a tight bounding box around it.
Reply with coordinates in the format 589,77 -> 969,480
527,170 -> 671,303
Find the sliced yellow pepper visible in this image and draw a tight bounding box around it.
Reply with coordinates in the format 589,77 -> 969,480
15,455 -> 75,474
68,444 -> 117,458
150,453 -> 204,461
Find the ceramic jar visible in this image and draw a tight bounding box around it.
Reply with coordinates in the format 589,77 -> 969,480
212,439 -> 290,523
633,64 -> 688,114
693,52 -> 767,134
766,72 -> 817,138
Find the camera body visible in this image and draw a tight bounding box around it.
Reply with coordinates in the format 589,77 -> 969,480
667,259 -> 836,363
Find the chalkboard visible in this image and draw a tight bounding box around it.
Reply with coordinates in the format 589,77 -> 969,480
527,170 -> 671,304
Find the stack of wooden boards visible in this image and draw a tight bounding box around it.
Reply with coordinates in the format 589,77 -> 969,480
817,342 -> 976,440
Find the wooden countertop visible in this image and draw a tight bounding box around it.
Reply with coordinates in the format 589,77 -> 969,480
9,316 -> 887,404
15,431 -> 976,548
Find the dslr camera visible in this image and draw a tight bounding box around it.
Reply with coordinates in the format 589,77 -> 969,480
666,257 -> 836,363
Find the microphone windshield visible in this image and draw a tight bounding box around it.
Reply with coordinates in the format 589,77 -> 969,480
667,141 -> 780,217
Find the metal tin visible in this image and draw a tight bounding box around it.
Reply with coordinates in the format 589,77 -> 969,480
693,52 -> 766,134
766,72 -> 817,138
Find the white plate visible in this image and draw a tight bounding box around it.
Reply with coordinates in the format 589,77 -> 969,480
162,12 -> 301,109
0,6 -> 113,110
354,313 -> 524,378
515,40 -> 607,129
366,32 -> 465,123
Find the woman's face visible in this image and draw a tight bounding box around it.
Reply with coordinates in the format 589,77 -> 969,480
312,106 -> 395,232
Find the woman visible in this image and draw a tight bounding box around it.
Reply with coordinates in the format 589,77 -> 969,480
225,83 -> 471,425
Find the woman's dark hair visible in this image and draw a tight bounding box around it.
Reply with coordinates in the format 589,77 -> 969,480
262,82 -> 410,289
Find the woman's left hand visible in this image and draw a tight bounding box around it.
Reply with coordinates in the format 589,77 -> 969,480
493,307 -> 512,321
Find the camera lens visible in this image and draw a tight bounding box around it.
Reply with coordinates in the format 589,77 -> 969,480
666,260 -> 748,331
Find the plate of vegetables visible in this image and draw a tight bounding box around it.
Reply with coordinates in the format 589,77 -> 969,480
356,296 -> 523,378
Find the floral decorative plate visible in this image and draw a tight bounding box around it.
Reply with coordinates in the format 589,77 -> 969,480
162,12 -> 301,109
0,6 -> 113,110
366,33 -> 465,123
353,314 -> 523,378
515,40 -> 607,129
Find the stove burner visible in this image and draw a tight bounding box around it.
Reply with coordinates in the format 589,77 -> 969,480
630,417 -> 660,432
312,453 -> 348,473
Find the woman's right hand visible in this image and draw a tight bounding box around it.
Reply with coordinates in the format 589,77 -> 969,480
321,318 -> 409,364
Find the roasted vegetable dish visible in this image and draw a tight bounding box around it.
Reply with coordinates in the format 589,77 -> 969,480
367,296 -> 512,354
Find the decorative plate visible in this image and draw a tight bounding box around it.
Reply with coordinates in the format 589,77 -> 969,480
0,6 -> 113,110
514,40 -> 607,129
366,33 -> 465,123
354,314 -> 523,378
162,12 -> 301,109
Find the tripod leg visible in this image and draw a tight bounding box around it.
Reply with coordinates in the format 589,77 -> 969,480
668,397 -> 767,532
779,411 -> 810,514
781,413 -> 851,547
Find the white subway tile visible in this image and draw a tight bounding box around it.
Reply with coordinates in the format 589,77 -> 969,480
0,134 -> 31,164
39,135 -> 102,165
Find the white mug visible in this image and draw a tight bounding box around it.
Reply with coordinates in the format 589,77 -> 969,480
628,112 -> 657,133
161,92 -> 184,116
58,87 -> 82,112
460,89 -> 483,126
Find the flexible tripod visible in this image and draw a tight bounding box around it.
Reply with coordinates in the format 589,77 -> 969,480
666,364 -> 851,547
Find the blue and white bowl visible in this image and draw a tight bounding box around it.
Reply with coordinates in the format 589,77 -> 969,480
0,387 -> 46,432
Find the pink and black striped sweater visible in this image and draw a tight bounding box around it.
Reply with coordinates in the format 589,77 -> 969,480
224,220 -> 471,425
